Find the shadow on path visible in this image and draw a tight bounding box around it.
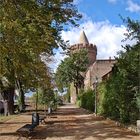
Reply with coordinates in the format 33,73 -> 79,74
29,103 -> 139,140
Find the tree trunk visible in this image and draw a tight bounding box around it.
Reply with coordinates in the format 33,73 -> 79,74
75,85 -> 78,95
74,84 -> 78,101
16,79 -> 25,112
4,100 -> 8,116
7,87 -> 15,115
19,88 -> 25,112
2,87 -> 15,115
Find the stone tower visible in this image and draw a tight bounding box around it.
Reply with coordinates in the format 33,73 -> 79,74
70,31 -> 97,65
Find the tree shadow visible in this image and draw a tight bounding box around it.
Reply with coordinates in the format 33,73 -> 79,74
0,132 -> 18,136
29,107 -> 139,140
1,105 -> 139,140
0,121 -> 30,125
29,120 -> 138,140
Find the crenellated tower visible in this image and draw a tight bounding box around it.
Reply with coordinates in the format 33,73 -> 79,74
69,31 -> 116,104
70,31 -> 97,65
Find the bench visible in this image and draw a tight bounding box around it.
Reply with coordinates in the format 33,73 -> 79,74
16,124 -> 36,138
16,113 -> 39,138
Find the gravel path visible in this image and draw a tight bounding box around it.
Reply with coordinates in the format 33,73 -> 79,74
0,103 -> 140,140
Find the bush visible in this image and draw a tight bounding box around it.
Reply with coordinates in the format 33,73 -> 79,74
97,83 -> 106,115
77,89 -> 95,112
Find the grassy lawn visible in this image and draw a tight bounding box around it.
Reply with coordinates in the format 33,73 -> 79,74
0,114 -> 18,123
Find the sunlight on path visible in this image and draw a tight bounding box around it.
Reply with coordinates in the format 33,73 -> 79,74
0,103 -> 140,140
32,103 -> 140,140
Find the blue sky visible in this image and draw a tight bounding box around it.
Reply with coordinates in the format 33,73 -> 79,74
76,0 -> 140,25
51,0 -> 140,72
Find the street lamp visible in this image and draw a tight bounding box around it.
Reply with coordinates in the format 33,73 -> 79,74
32,74 -> 39,126
0,33 -> 2,88
93,76 -> 98,116
35,77 -> 42,113
35,86 -> 38,113
0,33 -> 3,78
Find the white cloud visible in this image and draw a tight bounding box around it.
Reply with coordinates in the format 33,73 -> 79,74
126,0 -> 140,13
73,0 -> 82,5
62,20 -> 135,59
108,0 -> 117,4
49,48 -> 67,73
51,20 -> 135,72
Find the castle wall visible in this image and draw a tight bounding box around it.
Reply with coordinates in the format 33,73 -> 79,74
84,59 -> 116,90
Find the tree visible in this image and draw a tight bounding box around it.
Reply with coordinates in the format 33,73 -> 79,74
55,49 -> 88,96
119,17 -> 140,120
97,18 -> 140,123
122,17 -> 140,43
0,0 -> 81,114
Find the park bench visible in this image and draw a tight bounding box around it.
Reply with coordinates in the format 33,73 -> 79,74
16,113 -> 39,138
16,123 -> 36,138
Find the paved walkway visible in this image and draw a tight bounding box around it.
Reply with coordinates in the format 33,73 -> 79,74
0,103 -> 140,140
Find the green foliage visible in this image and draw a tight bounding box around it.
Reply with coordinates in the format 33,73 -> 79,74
0,0 -> 81,113
0,0 -> 81,91
121,17 -> 140,43
63,86 -> 71,103
55,49 -> 88,94
38,88 -> 55,105
77,89 -> 95,112
97,18 -> 140,123
97,43 -> 140,123
97,83 -> 106,115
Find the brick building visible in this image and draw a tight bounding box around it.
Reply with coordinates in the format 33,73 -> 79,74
70,31 -> 115,103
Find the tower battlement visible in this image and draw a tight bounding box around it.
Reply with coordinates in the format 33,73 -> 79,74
71,43 -> 97,50
70,31 -> 97,65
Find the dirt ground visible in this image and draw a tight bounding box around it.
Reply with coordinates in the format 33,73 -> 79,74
0,103 -> 140,140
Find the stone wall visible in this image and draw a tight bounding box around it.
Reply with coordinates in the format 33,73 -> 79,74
84,59 -> 116,89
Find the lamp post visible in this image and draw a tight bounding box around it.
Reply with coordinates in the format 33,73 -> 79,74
35,87 -> 38,113
32,70 -> 39,126
34,54 -> 40,113
0,33 -> 3,79
0,33 -> 2,93
35,70 -> 40,114
93,77 -> 98,116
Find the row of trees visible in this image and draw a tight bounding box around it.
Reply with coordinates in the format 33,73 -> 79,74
0,0 -> 81,115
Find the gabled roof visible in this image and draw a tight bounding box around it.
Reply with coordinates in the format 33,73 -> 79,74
78,31 -> 89,44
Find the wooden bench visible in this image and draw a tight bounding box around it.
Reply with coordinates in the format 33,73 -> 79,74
16,124 -> 36,138
16,113 -> 39,138
16,113 -> 46,138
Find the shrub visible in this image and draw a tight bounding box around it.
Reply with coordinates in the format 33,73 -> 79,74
77,89 -> 95,112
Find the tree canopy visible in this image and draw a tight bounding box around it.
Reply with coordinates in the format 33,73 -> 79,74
55,49 -> 88,95
0,0 -> 82,88
0,0 -> 81,114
